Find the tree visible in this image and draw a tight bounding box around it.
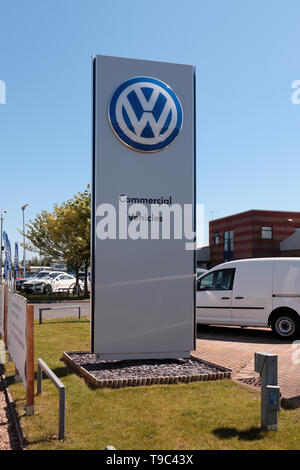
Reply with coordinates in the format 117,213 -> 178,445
22,186 -> 91,294
28,255 -> 53,267
29,256 -> 40,266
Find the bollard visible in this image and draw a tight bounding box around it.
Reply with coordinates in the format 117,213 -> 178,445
254,352 -> 280,430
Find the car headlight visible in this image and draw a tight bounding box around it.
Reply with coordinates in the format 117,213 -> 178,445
35,283 -> 43,287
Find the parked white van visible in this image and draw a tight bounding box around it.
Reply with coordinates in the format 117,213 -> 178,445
196,258 -> 300,340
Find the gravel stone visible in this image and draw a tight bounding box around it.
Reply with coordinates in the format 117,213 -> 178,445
0,367 -> 22,450
67,353 -> 225,387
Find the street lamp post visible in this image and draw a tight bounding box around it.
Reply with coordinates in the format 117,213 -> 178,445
21,204 -> 29,278
0,209 -> 7,285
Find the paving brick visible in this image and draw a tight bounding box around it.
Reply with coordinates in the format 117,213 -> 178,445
195,325 -> 300,399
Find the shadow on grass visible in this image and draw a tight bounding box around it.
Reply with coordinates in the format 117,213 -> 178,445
37,319 -> 90,325
213,426 -> 263,441
26,435 -> 59,446
281,397 -> 300,410
35,365 -> 75,382
5,365 -> 74,394
5,375 -> 18,387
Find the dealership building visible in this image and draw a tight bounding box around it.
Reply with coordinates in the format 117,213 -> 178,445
206,209 -> 300,267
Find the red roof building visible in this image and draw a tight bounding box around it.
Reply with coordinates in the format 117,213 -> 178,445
209,210 -> 300,267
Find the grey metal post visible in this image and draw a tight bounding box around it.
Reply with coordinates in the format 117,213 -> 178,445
37,358 -> 66,440
37,362 -> 43,394
39,306 -> 81,324
0,209 -> 7,285
58,386 -> 66,440
0,212 -> 3,286
23,209 -> 25,277
255,352 -> 280,431
39,307 -> 46,325
21,204 -> 29,278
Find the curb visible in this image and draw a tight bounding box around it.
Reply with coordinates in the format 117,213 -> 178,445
62,351 -> 232,389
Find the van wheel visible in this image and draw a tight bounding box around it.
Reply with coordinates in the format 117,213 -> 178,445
271,313 -> 299,340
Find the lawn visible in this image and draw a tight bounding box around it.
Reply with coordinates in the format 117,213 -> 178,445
5,318 -> 300,450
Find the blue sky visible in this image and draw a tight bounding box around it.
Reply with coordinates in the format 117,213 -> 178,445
1,0 -> 300,256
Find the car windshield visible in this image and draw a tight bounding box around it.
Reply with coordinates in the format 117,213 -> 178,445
33,272 -> 51,279
45,273 -> 60,279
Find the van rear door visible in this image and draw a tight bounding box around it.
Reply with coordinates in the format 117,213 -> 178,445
231,260 -> 273,326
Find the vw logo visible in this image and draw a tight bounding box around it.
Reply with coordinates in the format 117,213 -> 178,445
108,76 -> 183,152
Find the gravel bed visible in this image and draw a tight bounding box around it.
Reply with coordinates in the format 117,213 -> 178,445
0,367 -> 21,450
68,352 -> 224,382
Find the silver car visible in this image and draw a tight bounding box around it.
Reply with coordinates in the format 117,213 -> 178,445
22,272 -> 83,294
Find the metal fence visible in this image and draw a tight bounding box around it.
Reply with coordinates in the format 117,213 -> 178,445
37,358 -> 66,440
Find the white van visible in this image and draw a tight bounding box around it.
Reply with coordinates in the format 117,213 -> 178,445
196,258 -> 300,339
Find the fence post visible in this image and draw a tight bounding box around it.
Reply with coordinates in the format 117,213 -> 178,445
25,304 -> 34,416
59,387 -> 66,440
37,361 -> 42,395
39,308 -> 43,325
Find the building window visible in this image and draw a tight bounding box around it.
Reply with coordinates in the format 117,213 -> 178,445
295,227 -> 300,232
224,230 -> 234,261
214,232 -> 220,244
261,226 -> 272,240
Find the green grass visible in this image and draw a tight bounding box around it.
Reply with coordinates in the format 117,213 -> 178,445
5,318 -> 300,450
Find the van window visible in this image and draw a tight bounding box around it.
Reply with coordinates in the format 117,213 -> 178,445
197,268 -> 235,291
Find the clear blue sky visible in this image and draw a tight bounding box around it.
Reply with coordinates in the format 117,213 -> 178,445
1,0 -> 300,256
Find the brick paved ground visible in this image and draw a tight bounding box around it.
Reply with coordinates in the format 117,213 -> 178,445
194,324 -> 300,402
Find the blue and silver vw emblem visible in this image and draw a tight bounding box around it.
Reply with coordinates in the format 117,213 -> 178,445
108,76 -> 183,152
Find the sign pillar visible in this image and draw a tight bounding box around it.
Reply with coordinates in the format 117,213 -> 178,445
92,55 -> 196,360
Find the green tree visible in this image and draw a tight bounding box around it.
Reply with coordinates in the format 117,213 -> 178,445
22,186 -> 91,294
28,255 -> 53,267
28,256 -> 41,267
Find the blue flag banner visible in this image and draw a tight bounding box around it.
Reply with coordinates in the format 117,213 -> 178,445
4,259 -> 7,281
3,232 -> 12,277
14,242 -> 19,277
